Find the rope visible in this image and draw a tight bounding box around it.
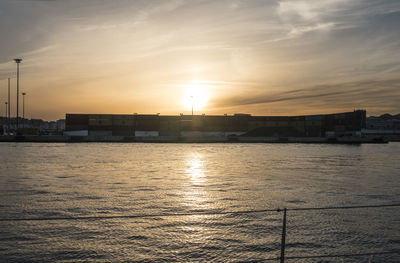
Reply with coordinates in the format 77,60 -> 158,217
1,203 -> 399,222
0,208 -> 280,221
265,251 -> 400,261
289,203 -> 400,211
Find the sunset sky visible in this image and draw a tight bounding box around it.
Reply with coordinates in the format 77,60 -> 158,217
0,0 -> 399,120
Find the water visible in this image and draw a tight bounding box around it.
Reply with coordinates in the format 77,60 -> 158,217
0,143 -> 399,262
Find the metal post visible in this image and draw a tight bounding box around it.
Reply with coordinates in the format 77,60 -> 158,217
5,102 -> 7,118
280,208 -> 287,263
14,58 -> 22,130
16,63 -> 19,129
22,92 -> 26,128
22,93 -> 25,119
8,78 -> 10,131
190,95 -> 194,116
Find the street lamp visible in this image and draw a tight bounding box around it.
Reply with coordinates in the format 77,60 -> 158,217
14,58 -> 22,130
190,95 -> 194,116
7,78 -> 10,122
5,102 -> 9,134
22,92 -> 26,128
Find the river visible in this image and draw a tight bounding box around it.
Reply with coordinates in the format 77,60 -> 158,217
0,143 -> 399,262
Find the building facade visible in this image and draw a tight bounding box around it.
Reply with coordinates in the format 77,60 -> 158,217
65,110 -> 367,138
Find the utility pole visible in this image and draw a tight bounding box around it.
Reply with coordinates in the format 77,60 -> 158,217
190,95 -> 194,116
22,92 -> 26,128
8,78 -> 10,120
7,78 -> 11,131
14,58 -> 22,130
4,102 -> 7,134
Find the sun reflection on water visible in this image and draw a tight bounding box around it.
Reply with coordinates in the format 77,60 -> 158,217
186,154 -> 205,184
181,153 -> 213,244
181,153 -> 212,211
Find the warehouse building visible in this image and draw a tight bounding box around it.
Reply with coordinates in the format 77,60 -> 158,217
65,110 -> 366,138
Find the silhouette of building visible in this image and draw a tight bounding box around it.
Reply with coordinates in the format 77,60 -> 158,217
65,110 -> 366,138
364,114 -> 400,141
0,117 -> 66,135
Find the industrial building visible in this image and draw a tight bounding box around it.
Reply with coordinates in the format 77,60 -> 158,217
65,110 -> 367,138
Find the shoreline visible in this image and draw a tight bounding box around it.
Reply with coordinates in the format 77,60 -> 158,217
0,135 -> 391,144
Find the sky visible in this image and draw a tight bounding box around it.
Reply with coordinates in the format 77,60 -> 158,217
0,0 -> 399,120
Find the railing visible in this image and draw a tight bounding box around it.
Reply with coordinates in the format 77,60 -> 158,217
270,204 -> 400,262
1,203 -> 400,262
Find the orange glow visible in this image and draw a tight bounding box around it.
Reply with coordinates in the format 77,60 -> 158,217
182,81 -> 210,113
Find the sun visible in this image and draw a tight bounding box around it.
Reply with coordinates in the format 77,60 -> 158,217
183,81 -> 209,113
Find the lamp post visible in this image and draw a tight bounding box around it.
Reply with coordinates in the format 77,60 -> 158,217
190,95 -> 194,116
8,78 -> 10,122
14,58 -> 22,130
5,102 -> 8,135
22,92 -> 26,128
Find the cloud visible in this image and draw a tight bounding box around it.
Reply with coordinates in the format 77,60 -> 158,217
287,22 -> 335,37
276,0 -> 365,38
212,78 -> 400,112
277,0 -> 358,22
